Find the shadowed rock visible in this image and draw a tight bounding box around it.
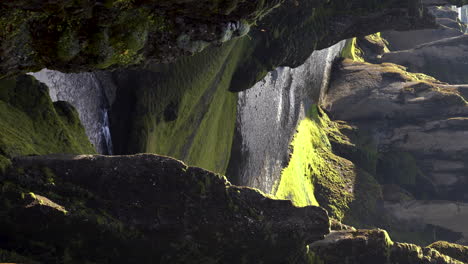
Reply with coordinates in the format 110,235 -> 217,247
0,154 -> 329,263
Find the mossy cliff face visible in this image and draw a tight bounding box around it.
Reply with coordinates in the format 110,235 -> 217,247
0,154 -> 329,263
273,106 -> 383,225
0,74 -> 95,172
108,40 -> 244,174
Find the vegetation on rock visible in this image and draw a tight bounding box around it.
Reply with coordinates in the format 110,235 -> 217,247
0,75 -> 95,172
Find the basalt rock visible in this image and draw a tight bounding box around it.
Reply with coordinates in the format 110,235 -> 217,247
0,154 -> 329,263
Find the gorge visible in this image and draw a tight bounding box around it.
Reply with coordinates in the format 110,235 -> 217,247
3,0 -> 468,263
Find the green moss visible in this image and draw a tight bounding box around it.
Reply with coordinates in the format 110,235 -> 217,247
0,75 -> 96,160
341,38 -> 364,62
428,241 -> 468,263
274,117 -> 320,207
117,39 -> 248,174
274,106 -> 354,219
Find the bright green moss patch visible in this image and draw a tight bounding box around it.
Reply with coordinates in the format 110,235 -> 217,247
274,106 -> 354,219
0,75 -> 95,161
274,117 -> 320,207
341,38 -> 364,62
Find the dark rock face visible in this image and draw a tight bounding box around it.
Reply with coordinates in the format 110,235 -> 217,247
310,229 -> 464,264
0,154 -> 329,263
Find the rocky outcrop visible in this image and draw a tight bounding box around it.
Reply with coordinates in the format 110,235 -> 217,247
429,241 -> 468,262
381,35 -> 468,84
310,229 -> 464,264
0,154 -> 329,263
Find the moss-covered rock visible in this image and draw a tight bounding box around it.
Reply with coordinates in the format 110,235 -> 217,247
0,74 -> 95,172
428,241 -> 468,263
0,154 -> 329,263
310,229 -> 464,264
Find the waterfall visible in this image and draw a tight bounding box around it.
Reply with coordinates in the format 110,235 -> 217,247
458,5 -> 468,31
101,109 -> 113,155
30,69 -> 115,154
227,40 -> 346,193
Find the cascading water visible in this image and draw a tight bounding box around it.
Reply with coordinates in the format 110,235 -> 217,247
30,69 -> 116,154
226,41 -> 346,194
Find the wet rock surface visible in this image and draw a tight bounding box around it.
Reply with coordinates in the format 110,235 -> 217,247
0,154 -> 329,263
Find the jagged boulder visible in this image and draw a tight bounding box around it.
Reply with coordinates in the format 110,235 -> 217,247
0,154 -> 329,263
